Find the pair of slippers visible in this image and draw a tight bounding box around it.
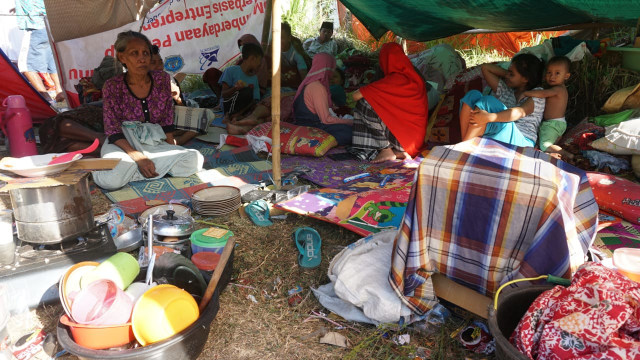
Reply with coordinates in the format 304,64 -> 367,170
293,227 -> 321,268
244,200 -> 273,227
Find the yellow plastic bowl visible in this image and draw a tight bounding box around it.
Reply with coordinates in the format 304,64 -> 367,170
131,284 -> 199,346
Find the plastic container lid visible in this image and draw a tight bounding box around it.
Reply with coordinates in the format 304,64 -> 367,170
190,228 -> 233,246
191,252 -> 221,271
613,247 -> 640,282
4,95 -> 26,109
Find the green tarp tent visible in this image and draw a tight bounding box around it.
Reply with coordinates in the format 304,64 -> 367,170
339,0 -> 640,41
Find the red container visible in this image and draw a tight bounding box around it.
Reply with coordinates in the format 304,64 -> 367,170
1,95 -> 38,157
59,315 -> 135,350
191,252 -> 221,272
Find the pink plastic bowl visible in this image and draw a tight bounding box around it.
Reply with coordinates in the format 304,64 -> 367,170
71,279 -> 134,326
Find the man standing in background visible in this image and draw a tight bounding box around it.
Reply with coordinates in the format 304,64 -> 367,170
14,0 -> 64,102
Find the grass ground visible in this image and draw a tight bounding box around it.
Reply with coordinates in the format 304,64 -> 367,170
85,179 -> 496,359
6,171 -> 493,359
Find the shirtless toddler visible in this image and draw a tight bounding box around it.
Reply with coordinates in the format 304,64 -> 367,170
523,56 -> 572,159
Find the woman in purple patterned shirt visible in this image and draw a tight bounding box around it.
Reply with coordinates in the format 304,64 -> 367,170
93,31 -> 203,190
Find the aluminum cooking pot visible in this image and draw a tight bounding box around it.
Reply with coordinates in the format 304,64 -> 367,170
9,175 -> 93,244
150,210 -> 195,237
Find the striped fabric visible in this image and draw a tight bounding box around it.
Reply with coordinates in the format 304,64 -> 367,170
352,98 -> 403,152
389,137 -> 599,315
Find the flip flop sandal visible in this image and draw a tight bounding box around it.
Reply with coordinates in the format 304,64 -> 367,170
244,199 -> 273,226
293,227 -> 321,268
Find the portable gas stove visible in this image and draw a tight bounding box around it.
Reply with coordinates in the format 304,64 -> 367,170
0,223 -> 117,309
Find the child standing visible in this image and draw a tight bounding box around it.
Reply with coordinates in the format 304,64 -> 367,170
219,43 -> 264,118
523,56 -> 572,159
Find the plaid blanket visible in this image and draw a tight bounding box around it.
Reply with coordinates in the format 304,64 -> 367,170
173,106 -> 214,134
389,137 -> 599,315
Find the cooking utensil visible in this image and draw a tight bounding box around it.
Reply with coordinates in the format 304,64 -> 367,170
59,315 -> 135,350
80,252 -> 139,290
0,153 -> 82,177
131,284 -> 199,346
138,204 -> 190,227
199,236 -> 235,311
71,279 -> 134,326
146,214 -> 155,286
9,175 -> 93,243
151,210 -> 195,237
48,138 -> 100,165
113,227 -> 143,253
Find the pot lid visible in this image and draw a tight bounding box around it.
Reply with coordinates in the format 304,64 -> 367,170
151,210 -> 194,236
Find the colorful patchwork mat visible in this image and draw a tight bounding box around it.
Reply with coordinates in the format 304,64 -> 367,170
275,160 -> 419,236
594,221 -> 640,257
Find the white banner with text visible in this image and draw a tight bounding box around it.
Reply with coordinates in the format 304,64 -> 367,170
54,0 -> 266,95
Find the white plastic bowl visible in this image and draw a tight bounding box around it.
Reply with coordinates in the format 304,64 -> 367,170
0,153 -> 82,177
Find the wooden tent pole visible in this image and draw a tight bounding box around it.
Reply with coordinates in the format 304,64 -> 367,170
261,0 -> 273,49
271,0 -> 282,188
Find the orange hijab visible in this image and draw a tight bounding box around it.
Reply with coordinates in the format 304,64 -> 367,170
360,43 -> 428,156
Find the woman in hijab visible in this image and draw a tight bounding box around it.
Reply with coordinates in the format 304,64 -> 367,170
292,52 -> 353,145
351,43 -> 429,163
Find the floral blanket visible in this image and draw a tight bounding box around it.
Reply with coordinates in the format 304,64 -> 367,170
512,262 -> 640,360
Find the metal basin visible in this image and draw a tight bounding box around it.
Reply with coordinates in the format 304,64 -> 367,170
113,228 -> 143,253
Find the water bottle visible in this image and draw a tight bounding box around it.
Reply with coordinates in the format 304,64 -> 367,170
0,95 -> 38,157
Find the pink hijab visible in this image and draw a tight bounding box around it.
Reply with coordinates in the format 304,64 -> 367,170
293,52 -> 336,107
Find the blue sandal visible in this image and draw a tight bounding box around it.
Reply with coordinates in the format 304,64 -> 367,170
294,227 -> 321,268
244,200 -> 273,227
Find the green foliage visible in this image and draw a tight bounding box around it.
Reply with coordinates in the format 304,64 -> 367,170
282,0 -> 307,26
566,54 -> 640,126
179,74 -> 207,93
284,0 -> 337,41
282,0 -> 316,39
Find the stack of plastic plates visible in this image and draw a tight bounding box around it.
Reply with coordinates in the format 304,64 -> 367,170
191,186 -> 242,216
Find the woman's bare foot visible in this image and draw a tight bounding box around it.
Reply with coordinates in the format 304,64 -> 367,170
233,114 -> 260,126
393,150 -> 412,161
548,152 -> 562,160
227,123 -> 254,135
371,147 -> 396,163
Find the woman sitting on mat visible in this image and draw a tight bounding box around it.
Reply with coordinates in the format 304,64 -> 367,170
350,43 -> 429,163
291,52 -> 353,145
92,31 -> 203,190
459,53 -> 545,147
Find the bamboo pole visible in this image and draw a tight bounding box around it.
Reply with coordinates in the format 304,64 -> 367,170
270,0 -> 282,188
